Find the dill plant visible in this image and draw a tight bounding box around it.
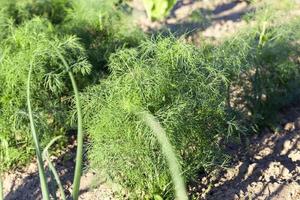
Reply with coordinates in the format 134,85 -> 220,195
54,48 -> 85,200
214,7 -> 300,129
0,0 -> 71,25
0,0 -> 299,199
80,37 -> 233,198
26,43 -> 88,199
61,0 -> 145,73
27,58 -> 50,200
0,0 -> 142,173
0,0 -> 144,79
0,17 -> 91,170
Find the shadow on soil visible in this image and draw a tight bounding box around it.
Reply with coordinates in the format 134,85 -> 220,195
153,0 -> 250,37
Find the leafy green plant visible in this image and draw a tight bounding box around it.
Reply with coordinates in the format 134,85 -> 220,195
142,0 -> 177,20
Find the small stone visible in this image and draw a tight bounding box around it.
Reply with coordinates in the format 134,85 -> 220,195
254,154 -> 263,160
284,122 -> 295,131
245,163 -> 257,179
282,140 -> 292,155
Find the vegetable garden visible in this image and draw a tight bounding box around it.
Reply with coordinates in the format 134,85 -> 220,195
1,0 -> 300,199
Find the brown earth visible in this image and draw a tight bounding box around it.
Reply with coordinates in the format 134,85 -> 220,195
189,105 -> 300,200
3,140 -> 115,200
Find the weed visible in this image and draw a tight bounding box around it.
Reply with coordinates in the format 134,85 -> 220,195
216,12 -> 300,129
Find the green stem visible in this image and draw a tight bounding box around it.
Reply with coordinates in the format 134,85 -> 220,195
258,21 -> 267,47
43,136 -> 67,200
140,112 -> 188,200
27,60 -> 50,200
69,71 -> 83,200
55,50 -> 83,200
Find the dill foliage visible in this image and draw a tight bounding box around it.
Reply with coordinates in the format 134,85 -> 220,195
0,0 -> 142,169
80,37 -> 234,198
0,17 -> 91,169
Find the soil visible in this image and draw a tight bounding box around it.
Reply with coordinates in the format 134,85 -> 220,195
189,105 -> 300,200
3,140 -> 114,200
3,0 -> 300,200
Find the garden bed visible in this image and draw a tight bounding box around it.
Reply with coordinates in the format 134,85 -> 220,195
1,0 -> 300,199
